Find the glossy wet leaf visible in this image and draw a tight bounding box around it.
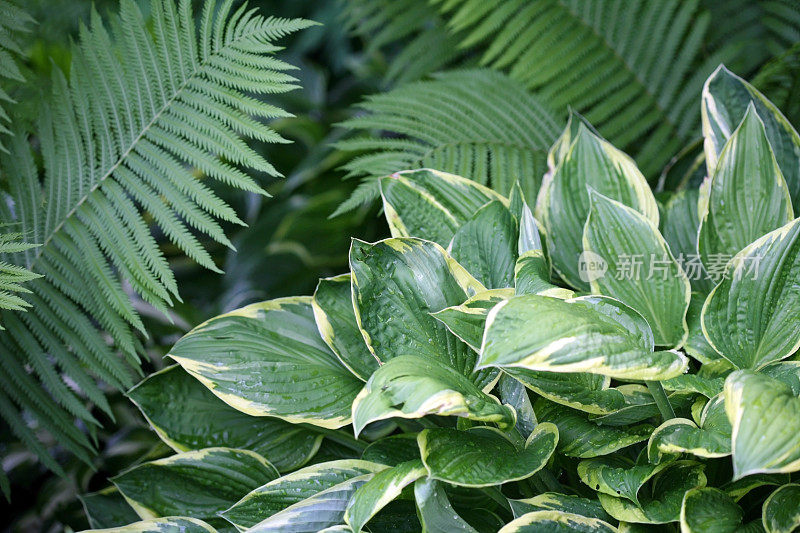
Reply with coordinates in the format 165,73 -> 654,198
506,370 -> 623,415
312,274 -> 379,381
497,374 -> 537,437
701,218 -> 800,369
680,487 -> 744,533
514,250 -> 574,298
413,478 -> 478,533
648,418 -> 731,463
508,493 -> 611,522
498,511 -> 616,533
724,371 -> 800,479
128,366 -> 323,473
221,460 -> 386,530
169,297 -> 362,429
83,517 -> 217,533
578,456 -> 673,506
361,435 -> 421,466
583,190 -> 690,347
113,448 -> 278,521
351,356 -> 515,436
763,484 -> 800,533
684,293 -> 722,364
432,288 -> 513,351
418,425 -> 558,487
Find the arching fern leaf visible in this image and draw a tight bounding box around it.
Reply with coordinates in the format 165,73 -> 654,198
0,228 -> 41,327
0,0 -> 313,474
0,0 -> 33,151
333,69 -> 562,215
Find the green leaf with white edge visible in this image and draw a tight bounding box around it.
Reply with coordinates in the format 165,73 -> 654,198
722,474 -> 790,502
478,294 -> 688,380
578,456 -> 674,506
221,460 -> 386,530
598,461 -> 707,524
587,385 -> 671,427
701,218 -> 800,369
449,201 -> 517,289
431,288 -> 513,351
583,189 -> 690,347
761,362 -> 800,395
83,517 -> 217,533
537,123 -> 658,290
351,355 -> 516,437
113,448 -> 278,521
509,493 -> 612,522
515,251 -> 575,298
169,297 -> 362,429
698,104 -> 794,275
247,474 -> 372,533
516,196 -> 544,255
648,419 -> 731,464
498,511 -> 616,533
80,487 -> 140,530
380,169 -> 506,246
361,434 -> 421,466
661,189 -> 711,292
684,293 -> 722,364
413,478 -> 478,533
497,374 -> 537,438
344,460 -> 427,533
505,370 -> 623,416
546,110 -> 598,174
702,64 -> 800,212
661,374 -> 724,399
418,424 -> 558,487
680,487 -> 744,533
312,274 -> 379,381
725,371 -> 800,480
128,366 -> 323,473
535,399 -> 654,458
763,484 -> 800,533
350,237 -> 489,384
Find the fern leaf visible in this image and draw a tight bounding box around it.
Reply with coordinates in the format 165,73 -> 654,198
0,0 -> 33,151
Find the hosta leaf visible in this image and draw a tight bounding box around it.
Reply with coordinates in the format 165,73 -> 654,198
128,366 -> 323,472
724,371 -> 800,479
514,251 -> 574,298
661,189 -> 713,293
761,362 -> 800,395
684,293 -> 722,364
432,288 -> 514,351
722,474 -> 790,502
380,169 -> 505,246
587,385 -> 675,427
80,487 -> 140,530
508,493 -> 611,522
680,487 -> 744,533
449,201 -> 517,289
113,448 -> 278,521
312,274 -> 379,381
535,400 -> 654,458
698,104 -> 793,274
350,238 -> 487,382
247,475 -> 372,533
702,64 -> 800,212
661,375 -> 724,398
169,297 -> 362,428
414,478 -> 477,533
351,356 -> 516,436
516,194 -> 543,255
648,419 -> 731,463
763,484 -> 800,533
84,517 -> 217,533
361,434 -> 421,466
598,461 -> 707,524
221,460 -> 386,530
344,460 -> 427,533
497,374 -> 537,438
498,511 -> 616,533
418,425 -> 558,487
478,294 -> 688,380
583,189 -> 690,347
578,456 -> 674,506
536,124 -> 658,289
701,218 -> 800,369
505,370 -> 622,415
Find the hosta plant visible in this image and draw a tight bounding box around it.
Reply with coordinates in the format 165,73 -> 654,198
83,67 -> 800,532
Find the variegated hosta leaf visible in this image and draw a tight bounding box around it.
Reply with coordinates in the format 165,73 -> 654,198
701,218 -> 800,369
763,484 -> 800,533
128,366 -> 323,473
379,169 -> 505,246
661,189 -> 715,293
702,64 -> 800,212
497,374 -> 537,438
724,371 -> 800,479
698,104 -> 793,274
761,362 -> 800,395
587,385 -> 678,427
534,400 -> 654,458
361,435 -> 420,466
344,460 -> 427,533
418,425 -> 558,487
478,294 -> 688,380
221,460 -> 386,530
413,478 -> 477,533
684,293 -> 722,364
247,475 -> 372,533
113,448 -> 278,521
81,487 -> 140,530
312,274 -> 379,381
680,487 -> 744,533
648,395 -> 731,463
535,123 -> 658,289
515,251 -> 575,298
578,456 -> 674,506
508,493 -> 612,522
350,356 -> 516,436
598,461 -> 707,524
169,297 -> 362,428
505,370 -> 622,416
349,237 -> 488,383
431,288 -> 514,351
449,200 -> 517,289
661,374 -> 724,399
722,474 -> 790,503
498,511 -> 616,533
515,192 -> 543,255
83,517 -> 217,533
583,189 -> 690,347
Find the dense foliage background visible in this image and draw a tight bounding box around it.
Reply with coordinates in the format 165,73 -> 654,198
0,0 -> 799,531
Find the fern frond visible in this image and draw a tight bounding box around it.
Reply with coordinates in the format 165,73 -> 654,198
753,41 -> 800,127
0,0 -> 312,474
334,69 -> 562,214
0,228 -> 41,323
0,0 -> 33,151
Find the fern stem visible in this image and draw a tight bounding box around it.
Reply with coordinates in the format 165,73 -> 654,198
645,380 -> 675,421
